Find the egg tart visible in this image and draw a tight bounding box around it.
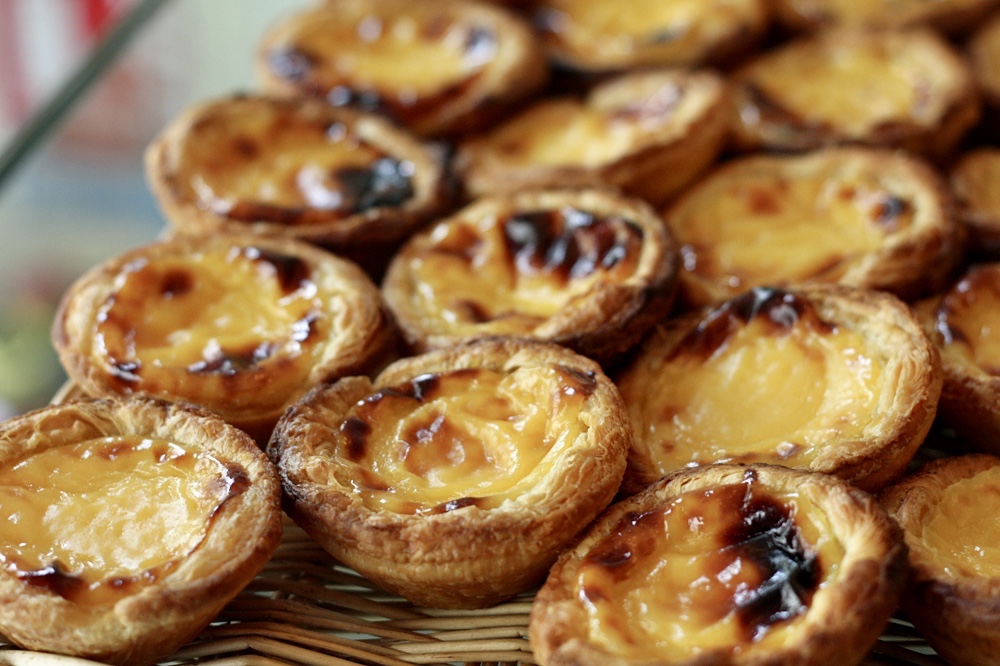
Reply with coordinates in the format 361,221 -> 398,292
256,0 -> 547,138
381,188 -> 678,365
950,148 -> 1000,258
529,463 -> 907,666
662,147 -> 961,307
144,94 -> 450,276
52,233 -> 398,444
880,454 -> 1000,666
914,263 -> 1000,456
616,285 -> 942,495
728,27 -> 981,159
530,0 -> 769,73
771,0 -> 1000,35
456,68 -> 729,205
0,397 -> 282,665
268,338 -> 630,609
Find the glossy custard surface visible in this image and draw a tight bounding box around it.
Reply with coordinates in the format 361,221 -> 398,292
330,365 -> 596,513
94,245 -> 327,408
403,207 -> 644,336
484,82 -> 686,167
576,475 -> 842,660
630,289 -> 883,472
935,264 -> 1000,375
671,166 -> 913,291
266,7 -> 497,122
919,465 -> 1000,578
0,436 -> 247,606
742,36 -> 936,137
175,103 -> 413,224
536,0 -> 758,65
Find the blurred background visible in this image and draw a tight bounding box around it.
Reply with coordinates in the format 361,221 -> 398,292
0,0 -> 312,418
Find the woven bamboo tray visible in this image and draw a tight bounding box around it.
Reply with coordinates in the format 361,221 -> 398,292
0,384 -> 947,666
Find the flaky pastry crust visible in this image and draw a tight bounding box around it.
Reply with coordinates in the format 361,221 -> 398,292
772,0 -> 1000,35
381,188 -> 678,365
616,284 -> 941,495
529,463 -> 907,666
256,0 -> 547,138
950,148 -> 1000,258
728,27 -> 981,159
880,454 -> 1000,666
456,68 -> 729,205
914,263 -> 1000,455
144,95 -> 450,277
0,397 -> 282,665
52,233 -> 398,443
268,338 -> 630,609
663,147 -> 962,307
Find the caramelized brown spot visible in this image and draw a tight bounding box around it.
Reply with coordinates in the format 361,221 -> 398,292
17,561 -> 87,600
870,193 -> 910,230
242,247 -> 311,293
745,185 -> 783,215
428,496 -> 484,514
502,208 -> 643,284
160,269 -> 193,299
232,136 -> 259,159
672,287 -> 833,361
335,157 -> 415,212
554,364 -> 598,397
341,416 -> 372,462
431,224 -> 483,262
399,411 -> 487,477
187,341 -> 277,376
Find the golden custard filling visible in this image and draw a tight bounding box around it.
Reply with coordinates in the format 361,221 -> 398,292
935,265 -> 1000,376
487,83 -> 687,167
404,207 -> 644,336
744,37 -> 936,136
0,436 -> 247,606
94,245 -> 327,407
267,10 -> 497,102
536,0 -> 756,62
918,466 -> 1000,579
672,170 -> 914,289
330,365 -> 596,514
632,288 -> 883,472
176,104 -> 414,223
576,474 -> 843,660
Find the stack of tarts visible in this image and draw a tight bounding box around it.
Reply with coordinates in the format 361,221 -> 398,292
16,0 -> 1000,663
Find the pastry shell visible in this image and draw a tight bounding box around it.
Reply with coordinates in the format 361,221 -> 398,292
530,0 -> 769,72
662,147 -> 962,307
913,263 -> 1000,455
255,0 -> 547,138
267,338 -> 631,609
144,94 -> 451,277
728,27 -> 981,159
0,396 -> 282,665
616,284 -> 942,495
950,148 -> 1000,258
381,188 -> 678,366
880,454 -> 1000,666
455,68 -> 729,205
52,233 -> 398,443
772,0 -> 1000,35
529,463 -> 907,666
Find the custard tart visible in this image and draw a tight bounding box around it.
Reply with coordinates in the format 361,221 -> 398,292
456,68 -> 729,205
256,0 -> 547,138
662,147 -> 961,307
381,188 -> 678,365
728,27 -> 981,159
772,0 -> 1000,35
268,338 -> 630,609
0,397 -> 282,665
52,233 -> 397,444
529,463 -> 907,666
144,94 -> 450,276
880,454 -> 1000,666
531,0 -> 769,72
616,285 -> 942,495
914,263 -> 1000,456
950,148 -> 1000,258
